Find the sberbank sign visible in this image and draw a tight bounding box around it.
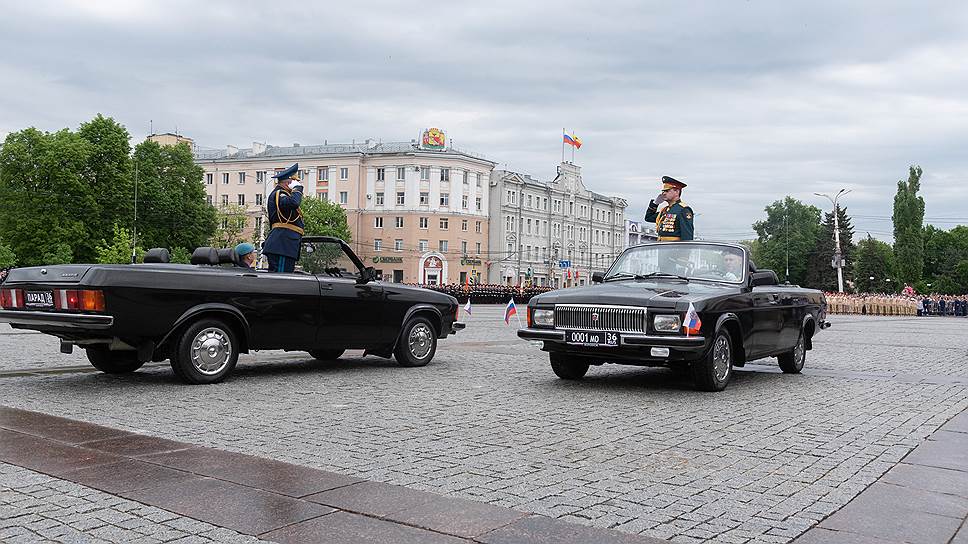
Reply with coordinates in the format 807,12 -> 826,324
373,256 -> 404,264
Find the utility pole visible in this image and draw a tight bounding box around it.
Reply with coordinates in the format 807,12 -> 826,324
814,189 -> 851,293
131,161 -> 139,264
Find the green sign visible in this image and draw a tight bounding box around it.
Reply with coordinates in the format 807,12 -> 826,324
460,257 -> 482,266
373,256 -> 404,264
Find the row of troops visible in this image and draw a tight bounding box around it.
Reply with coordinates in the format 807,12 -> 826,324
826,293 -> 968,316
414,283 -> 554,304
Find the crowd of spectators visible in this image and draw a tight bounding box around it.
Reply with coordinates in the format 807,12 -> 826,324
414,283 -> 554,304
825,292 -> 968,316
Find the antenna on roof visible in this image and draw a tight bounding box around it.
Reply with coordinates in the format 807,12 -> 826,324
149,119 -> 153,135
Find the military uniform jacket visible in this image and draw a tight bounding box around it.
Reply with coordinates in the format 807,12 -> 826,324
263,185 -> 305,259
645,199 -> 695,241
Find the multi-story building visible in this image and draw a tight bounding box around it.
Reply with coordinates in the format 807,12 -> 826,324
194,129 -> 494,284
488,162 -> 627,287
625,219 -> 658,248
147,132 -> 195,150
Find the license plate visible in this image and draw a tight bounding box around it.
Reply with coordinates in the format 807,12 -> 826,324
25,291 -> 54,308
566,330 -> 619,346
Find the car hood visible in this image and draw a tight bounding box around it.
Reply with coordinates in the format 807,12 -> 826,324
531,280 -> 741,310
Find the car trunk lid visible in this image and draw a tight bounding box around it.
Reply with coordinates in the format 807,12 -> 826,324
4,265 -> 93,285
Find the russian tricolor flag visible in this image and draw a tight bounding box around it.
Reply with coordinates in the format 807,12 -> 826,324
505,298 -> 517,325
684,302 -> 702,336
563,133 -> 582,149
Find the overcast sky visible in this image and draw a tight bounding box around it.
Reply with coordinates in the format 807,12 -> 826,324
2,0 -> 967,242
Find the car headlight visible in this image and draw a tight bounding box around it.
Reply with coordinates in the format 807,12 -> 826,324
653,314 -> 681,332
533,309 -> 555,327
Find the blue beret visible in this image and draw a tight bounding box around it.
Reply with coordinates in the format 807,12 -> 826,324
272,163 -> 299,180
235,242 -> 255,256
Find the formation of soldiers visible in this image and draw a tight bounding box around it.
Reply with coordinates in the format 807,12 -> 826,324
414,283 -> 554,304
825,292 -> 968,316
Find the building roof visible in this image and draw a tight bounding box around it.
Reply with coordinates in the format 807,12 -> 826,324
495,169 -> 626,206
194,140 -> 493,164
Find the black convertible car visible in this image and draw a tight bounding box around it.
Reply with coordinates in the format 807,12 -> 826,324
518,242 -> 828,391
0,237 -> 463,384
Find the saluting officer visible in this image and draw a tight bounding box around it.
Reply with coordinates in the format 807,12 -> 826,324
645,176 -> 695,241
263,163 -> 305,273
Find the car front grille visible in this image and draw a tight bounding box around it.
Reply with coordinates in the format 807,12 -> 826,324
553,304 -> 647,333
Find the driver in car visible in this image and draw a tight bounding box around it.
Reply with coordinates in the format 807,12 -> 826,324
722,252 -> 744,281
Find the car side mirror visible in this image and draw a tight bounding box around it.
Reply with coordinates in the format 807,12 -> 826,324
750,270 -> 778,287
592,272 -> 604,283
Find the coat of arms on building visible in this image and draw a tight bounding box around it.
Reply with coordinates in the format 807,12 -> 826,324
420,128 -> 446,150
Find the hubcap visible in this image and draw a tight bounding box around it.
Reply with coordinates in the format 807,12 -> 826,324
713,335 -> 731,382
408,323 -> 433,360
190,327 -> 231,375
794,336 -> 804,366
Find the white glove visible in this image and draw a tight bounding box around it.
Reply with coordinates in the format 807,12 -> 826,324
290,179 -> 304,191
654,192 -> 665,205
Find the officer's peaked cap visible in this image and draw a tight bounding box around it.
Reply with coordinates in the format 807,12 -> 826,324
272,163 -> 299,181
661,176 -> 687,190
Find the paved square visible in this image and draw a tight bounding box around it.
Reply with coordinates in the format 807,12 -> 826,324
1,310 -> 966,543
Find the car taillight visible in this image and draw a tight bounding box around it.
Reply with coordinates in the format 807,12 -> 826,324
0,288 -> 23,309
53,289 -> 105,312
527,307 -> 533,328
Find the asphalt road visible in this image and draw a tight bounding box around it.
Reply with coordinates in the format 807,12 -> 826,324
1,310 -> 966,543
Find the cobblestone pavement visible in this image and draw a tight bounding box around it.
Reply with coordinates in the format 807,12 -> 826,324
1,310 -> 966,543
0,462 -> 266,543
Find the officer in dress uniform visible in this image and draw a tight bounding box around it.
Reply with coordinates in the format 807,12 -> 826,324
645,176 -> 695,241
263,163 -> 305,273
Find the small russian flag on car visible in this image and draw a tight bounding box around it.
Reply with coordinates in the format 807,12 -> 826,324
505,298 -> 517,325
684,302 -> 702,336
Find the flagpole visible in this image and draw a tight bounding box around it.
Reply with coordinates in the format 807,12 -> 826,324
561,128 -> 565,163
515,299 -> 523,329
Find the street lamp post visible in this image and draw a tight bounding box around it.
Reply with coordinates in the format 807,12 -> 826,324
814,189 -> 851,293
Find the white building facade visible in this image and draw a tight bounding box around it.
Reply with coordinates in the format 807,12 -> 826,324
487,162 -> 627,287
624,219 -> 658,248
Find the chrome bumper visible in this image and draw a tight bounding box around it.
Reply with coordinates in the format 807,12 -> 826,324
517,327 -> 705,347
0,310 -> 114,330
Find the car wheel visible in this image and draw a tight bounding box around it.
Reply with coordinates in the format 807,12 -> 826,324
308,348 -> 345,360
550,352 -> 589,380
394,317 -> 437,367
691,329 -> 732,392
85,347 -> 145,374
170,318 -> 239,384
778,331 -> 806,374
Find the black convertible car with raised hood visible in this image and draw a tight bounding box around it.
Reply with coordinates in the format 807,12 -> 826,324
0,237 -> 464,384
518,241 -> 829,391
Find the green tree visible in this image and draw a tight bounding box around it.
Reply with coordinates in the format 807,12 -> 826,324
77,115 -> 133,255
0,127 -> 97,265
892,165 -> 925,284
170,247 -> 192,264
805,207 -> 855,291
131,140 -> 217,251
752,197 -> 822,284
0,242 -> 17,269
211,204 -> 248,248
301,196 -> 352,241
853,235 -> 899,293
96,224 -> 143,264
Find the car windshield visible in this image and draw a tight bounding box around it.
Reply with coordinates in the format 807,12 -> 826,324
299,240 -> 362,278
606,243 -> 747,283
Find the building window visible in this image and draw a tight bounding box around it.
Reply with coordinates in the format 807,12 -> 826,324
418,239 -> 428,252
206,194 -> 212,205
439,240 -> 448,252
507,242 -> 513,256
256,194 -> 264,206
420,166 -> 430,180
569,202 -> 574,215
461,219 -> 468,231
396,192 -> 405,205
526,218 -> 532,235
374,239 -> 382,251
397,167 -> 406,180
221,218 -> 228,229
461,240 -> 468,254
255,216 -> 262,233
419,192 -> 429,205
395,217 -> 404,228
377,168 -> 386,181
476,197 -> 482,211
236,194 -> 245,205
506,190 -> 513,204
375,192 -> 384,206
462,195 -> 468,209
527,194 -> 532,208
318,167 -> 329,181
222,173 -> 229,184
506,215 -> 514,232
475,221 -> 482,233
554,200 -> 561,213
440,218 -> 449,230
374,217 -> 383,228
238,172 -> 246,184
394,239 -> 403,251
439,193 -> 449,206
463,170 -> 469,184
221,194 -> 229,206
440,168 -> 450,182
339,191 -> 348,204
206,173 -> 213,185
419,217 -> 428,229
340,167 -> 348,180
476,241 -> 481,254
476,175 -> 482,188
320,191 -> 328,201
